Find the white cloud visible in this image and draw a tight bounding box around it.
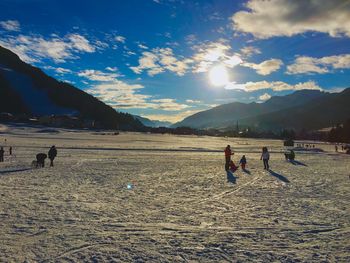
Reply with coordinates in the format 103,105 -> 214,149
124,51 -> 136,56
67,34 -> 95,53
208,12 -> 223,21
130,51 -> 162,75
82,69 -> 190,111
114,36 -> 126,43
242,58 -> 283,75
240,46 -> 261,57
115,35 -> 126,43
138,44 -> 148,49
191,40 -> 242,73
55,67 -> 72,74
0,33 -> 99,63
287,54 -> 350,74
225,80 -> 322,92
232,0 -> 350,39
105,66 -> 118,72
130,39 -> 245,77
78,69 -> 121,82
0,20 -> 20,31
88,82 -> 189,111
130,48 -> 192,76
186,99 -> 201,104
259,93 -> 271,101
185,34 -> 197,45
151,98 -> 189,111
87,82 -> 148,109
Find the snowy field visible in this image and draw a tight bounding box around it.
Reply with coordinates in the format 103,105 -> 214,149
0,124 -> 349,262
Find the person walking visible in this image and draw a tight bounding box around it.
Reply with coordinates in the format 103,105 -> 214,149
224,145 -> 234,171
48,145 -> 57,167
0,147 -> 4,162
9,146 -> 12,156
260,147 -> 270,170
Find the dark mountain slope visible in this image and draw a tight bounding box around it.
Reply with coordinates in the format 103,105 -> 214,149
173,90 -> 327,129
0,45 -> 144,130
240,88 -> 350,131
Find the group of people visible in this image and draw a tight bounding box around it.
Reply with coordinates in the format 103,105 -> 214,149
224,145 -> 270,173
335,144 -> 349,153
35,145 -> 57,168
0,146 -> 13,163
0,140 -> 57,168
297,143 -> 315,148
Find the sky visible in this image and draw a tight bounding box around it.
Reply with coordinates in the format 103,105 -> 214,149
0,0 -> 350,123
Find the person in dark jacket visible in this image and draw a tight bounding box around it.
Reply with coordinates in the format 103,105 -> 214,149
36,153 -> 47,168
260,147 -> 270,170
48,145 -> 57,167
284,150 -> 295,160
0,147 -> 4,162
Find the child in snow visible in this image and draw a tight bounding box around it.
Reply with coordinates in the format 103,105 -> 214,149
239,155 -> 247,170
229,160 -> 238,173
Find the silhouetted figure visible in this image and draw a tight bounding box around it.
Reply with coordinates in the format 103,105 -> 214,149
36,153 -> 47,168
224,145 -> 234,171
335,145 -> 338,152
260,147 -> 270,170
9,146 -> 12,156
0,147 -> 4,162
48,145 -> 57,167
239,155 -> 247,170
284,150 -> 295,160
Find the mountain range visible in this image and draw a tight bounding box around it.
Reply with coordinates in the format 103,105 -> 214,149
0,45 -> 144,130
133,115 -> 172,128
173,88 -> 350,131
1,44 -> 349,133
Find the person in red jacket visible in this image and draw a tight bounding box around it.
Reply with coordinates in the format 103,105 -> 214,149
224,145 -> 234,171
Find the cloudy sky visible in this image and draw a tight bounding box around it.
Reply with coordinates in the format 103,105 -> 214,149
0,0 -> 349,122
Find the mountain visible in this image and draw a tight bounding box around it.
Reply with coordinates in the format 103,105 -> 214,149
0,45 -> 144,130
134,115 -> 172,127
173,89 -> 350,131
239,88 -> 350,131
173,90 -> 327,129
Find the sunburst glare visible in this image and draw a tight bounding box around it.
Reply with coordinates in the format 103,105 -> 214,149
209,64 -> 229,86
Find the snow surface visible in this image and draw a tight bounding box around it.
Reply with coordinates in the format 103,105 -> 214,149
0,125 -> 349,262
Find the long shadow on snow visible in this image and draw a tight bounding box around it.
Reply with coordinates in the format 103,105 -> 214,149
289,160 -> 307,166
0,168 -> 32,175
268,169 -> 290,183
242,168 -> 251,175
226,171 -> 237,184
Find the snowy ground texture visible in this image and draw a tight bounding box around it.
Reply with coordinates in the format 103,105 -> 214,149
0,124 -> 349,262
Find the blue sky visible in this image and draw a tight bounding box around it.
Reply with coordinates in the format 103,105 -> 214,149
0,0 -> 349,122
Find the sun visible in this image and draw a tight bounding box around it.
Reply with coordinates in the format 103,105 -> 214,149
209,65 -> 229,86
